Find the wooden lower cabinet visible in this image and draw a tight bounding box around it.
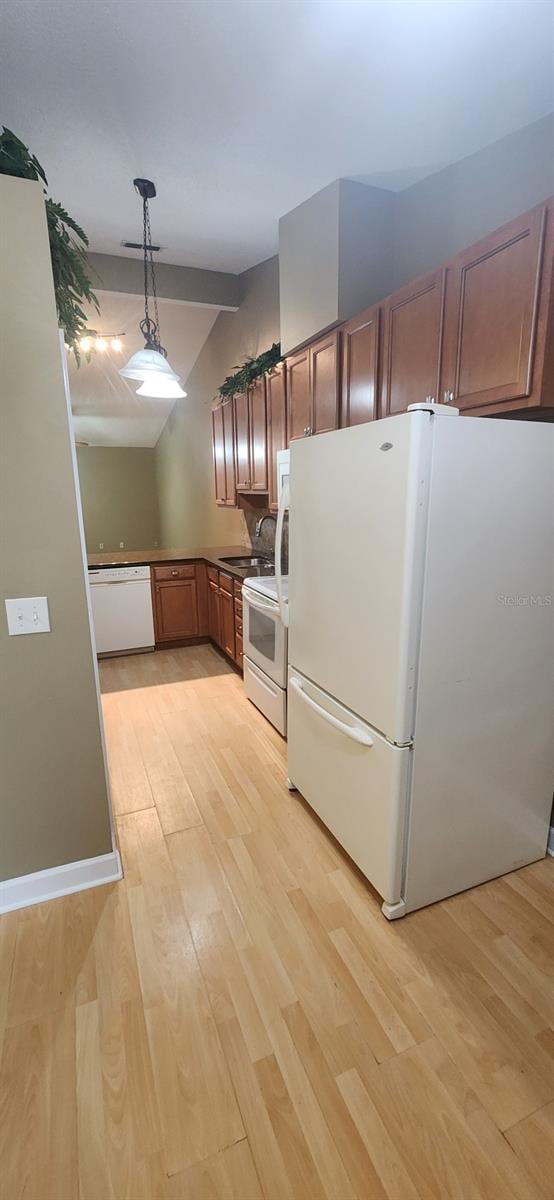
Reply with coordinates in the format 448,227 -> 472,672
207,577 -> 221,646
153,577 -> 199,642
219,586 -> 235,660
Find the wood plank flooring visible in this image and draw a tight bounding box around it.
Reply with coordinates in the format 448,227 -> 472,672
0,642 -> 553,1199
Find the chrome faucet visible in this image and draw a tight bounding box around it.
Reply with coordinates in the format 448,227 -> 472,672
255,513 -> 277,540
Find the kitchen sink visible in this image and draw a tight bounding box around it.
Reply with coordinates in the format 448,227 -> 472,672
220,555 -> 274,568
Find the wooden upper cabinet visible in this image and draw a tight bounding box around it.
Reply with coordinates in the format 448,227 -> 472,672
341,305 -> 380,426
381,269 -> 445,416
248,377 -> 269,492
233,391 -> 251,490
212,405 -> 226,504
222,398 -> 236,504
233,381 -> 269,493
267,364 -> 287,511
440,202 -> 553,414
286,334 -> 340,440
212,400 -> 236,506
311,330 -> 340,434
286,347 -> 311,441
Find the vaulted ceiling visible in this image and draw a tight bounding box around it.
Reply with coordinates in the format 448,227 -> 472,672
69,293 -> 218,447
2,0 -> 552,273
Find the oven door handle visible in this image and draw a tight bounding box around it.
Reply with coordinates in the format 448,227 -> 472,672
243,590 -> 280,616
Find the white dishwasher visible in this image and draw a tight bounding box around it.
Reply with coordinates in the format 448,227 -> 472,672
88,565 -> 155,656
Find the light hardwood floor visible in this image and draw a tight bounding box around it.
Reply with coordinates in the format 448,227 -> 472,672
1,643 -> 553,1199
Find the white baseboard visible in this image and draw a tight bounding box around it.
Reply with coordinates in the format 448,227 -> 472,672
547,826 -> 554,857
0,848 -> 122,915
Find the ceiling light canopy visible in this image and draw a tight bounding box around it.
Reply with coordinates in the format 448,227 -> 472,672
119,178 -> 182,399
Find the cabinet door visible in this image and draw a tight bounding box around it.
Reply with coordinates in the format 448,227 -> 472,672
222,398 -> 236,504
235,620 -> 243,669
219,587 -> 235,659
440,204 -> 548,412
310,330 -> 340,434
267,364 -> 287,511
286,348 -> 311,441
248,377 -> 268,492
381,269 -> 445,416
208,578 -> 221,645
233,391 -> 251,490
341,306 -> 380,426
154,580 -> 199,642
212,406 -> 226,504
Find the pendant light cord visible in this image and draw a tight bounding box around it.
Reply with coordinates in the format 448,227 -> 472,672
141,196 -> 163,354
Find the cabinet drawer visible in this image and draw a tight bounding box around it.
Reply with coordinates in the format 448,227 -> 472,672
153,563 -> 196,581
235,631 -> 243,667
234,597 -> 243,619
219,571 -> 233,595
235,617 -> 243,638
233,579 -> 243,598
207,565 -> 219,585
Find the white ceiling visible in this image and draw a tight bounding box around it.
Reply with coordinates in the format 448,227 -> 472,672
69,292 -> 218,447
2,0 -> 553,273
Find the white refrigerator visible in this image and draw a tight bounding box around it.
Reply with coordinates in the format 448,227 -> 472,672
277,404 -> 554,919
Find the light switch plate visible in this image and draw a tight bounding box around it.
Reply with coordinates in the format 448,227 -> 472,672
5,596 -> 50,636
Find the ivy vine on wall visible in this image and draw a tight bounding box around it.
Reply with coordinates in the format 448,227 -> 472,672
217,342 -> 281,399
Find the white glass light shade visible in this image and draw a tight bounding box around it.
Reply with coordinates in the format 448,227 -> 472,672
119,347 -> 179,382
136,374 -> 187,399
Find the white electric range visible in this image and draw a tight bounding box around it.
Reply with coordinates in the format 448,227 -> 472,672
242,575 -> 288,736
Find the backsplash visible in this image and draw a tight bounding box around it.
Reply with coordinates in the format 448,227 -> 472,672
242,507 -> 289,570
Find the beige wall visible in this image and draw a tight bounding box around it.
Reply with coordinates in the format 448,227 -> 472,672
0,176 -> 113,882
77,446 -> 161,553
155,255 -> 279,548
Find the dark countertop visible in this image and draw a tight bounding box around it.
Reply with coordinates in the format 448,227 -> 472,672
87,545 -> 276,582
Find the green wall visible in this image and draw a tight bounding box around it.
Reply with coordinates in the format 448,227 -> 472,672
0,177 -> 112,882
77,446 -> 161,553
155,255 -> 279,549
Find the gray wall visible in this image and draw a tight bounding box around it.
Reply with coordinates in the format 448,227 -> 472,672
278,114 -> 554,351
0,177 -> 113,883
77,446 -> 161,553
279,181 -> 340,355
155,256 -> 279,548
392,113 -> 554,288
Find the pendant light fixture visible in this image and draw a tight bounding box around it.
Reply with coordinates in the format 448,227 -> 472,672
119,178 -> 184,396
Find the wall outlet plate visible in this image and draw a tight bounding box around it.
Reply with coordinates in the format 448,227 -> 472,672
5,596 -> 50,636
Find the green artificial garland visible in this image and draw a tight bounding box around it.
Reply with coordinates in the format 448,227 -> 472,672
217,342 -> 281,398
0,126 -> 99,360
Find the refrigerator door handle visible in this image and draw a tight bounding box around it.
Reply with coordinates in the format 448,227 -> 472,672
289,676 -> 374,747
275,478 -> 290,628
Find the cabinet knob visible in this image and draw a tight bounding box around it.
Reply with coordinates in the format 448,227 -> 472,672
443,390 -> 455,404
171,570 -> 179,576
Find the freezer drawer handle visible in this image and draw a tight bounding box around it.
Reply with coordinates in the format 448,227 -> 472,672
289,677 -> 373,747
